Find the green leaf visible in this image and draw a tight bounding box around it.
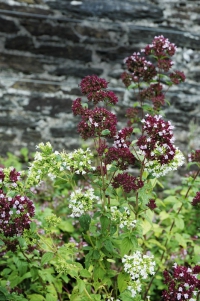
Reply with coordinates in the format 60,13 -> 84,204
46,294 -> 57,301
30,221 -> 37,232
93,250 -> 101,260
58,220 -> 74,233
77,279 -> 85,293
175,233 -> 187,248
117,272 -> 129,293
100,215 -> 110,233
119,290 -> 134,301
41,252 -> 54,266
175,216 -> 184,230
93,266 -> 105,281
80,269 -> 91,278
101,129 -> 111,136
104,240 -> 114,254
27,294 -> 45,301
79,214 -> 91,232
120,237 -> 133,256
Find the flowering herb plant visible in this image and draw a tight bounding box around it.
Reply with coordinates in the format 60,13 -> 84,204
0,36 -> 200,301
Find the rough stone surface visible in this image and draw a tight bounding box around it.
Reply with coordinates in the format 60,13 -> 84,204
0,0 -> 199,159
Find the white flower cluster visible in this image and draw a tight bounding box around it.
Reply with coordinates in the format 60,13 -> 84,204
60,148 -> 96,175
110,206 -> 137,230
27,143 -> 95,187
145,148 -> 185,178
122,251 -> 156,298
107,298 -> 121,301
127,279 -> 142,298
69,187 -> 99,217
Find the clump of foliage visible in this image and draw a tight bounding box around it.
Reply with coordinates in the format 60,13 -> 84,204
0,35 -> 199,301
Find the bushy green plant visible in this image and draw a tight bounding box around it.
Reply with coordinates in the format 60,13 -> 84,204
0,36 -> 200,301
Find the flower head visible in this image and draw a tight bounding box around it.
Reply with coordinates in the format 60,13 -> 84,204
143,35 -> 177,58
78,107 -> 117,140
124,52 -> 157,82
0,191 -> 35,238
79,75 -> 108,94
162,264 -> 200,301
112,172 -> 143,193
69,187 -> 99,217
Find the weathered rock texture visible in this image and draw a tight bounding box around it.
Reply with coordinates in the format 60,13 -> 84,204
0,0 -> 200,157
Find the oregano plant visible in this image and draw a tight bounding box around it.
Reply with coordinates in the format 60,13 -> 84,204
0,35 -> 200,301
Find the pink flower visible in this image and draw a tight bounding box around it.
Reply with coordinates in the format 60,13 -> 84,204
144,35 -> 177,58
137,115 -> 176,164
124,52 -> 157,82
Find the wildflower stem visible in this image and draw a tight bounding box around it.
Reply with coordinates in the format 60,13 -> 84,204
143,168 -> 200,299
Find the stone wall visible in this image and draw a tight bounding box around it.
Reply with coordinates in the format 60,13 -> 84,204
0,0 -> 200,157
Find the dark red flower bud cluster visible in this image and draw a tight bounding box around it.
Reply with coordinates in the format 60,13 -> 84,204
105,147 -> 136,170
162,264 -> 200,301
124,52 -> 157,82
72,76 -> 119,140
112,172 -> 144,193
143,35 -> 177,58
137,114 -> 176,164
188,150 -> 200,163
78,75 -> 118,106
87,90 -> 118,106
139,83 -> 165,111
170,71 -> 186,85
121,71 -> 136,87
146,199 -> 157,210
113,127 -> 133,148
9,168 -> 21,183
157,59 -> 174,72
191,191 -> 200,207
77,107 -> 117,140
72,98 -> 85,116
126,108 -> 140,126
80,75 -> 108,94
0,191 -> 35,238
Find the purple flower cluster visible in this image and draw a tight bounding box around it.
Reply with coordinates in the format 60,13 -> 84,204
143,35 -> 177,58
188,150 -> 200,164
146,199 -> 157,210
80,75 -> 108,94
191,191 -> 200,207
123,52 -> 157,82
112,172 -> 144,193
105,147 -> 136,170
121,35 -> 185,112
72,75 -> 119,140
0,167 -> 35,251
104,127 -> 136,170
169,71 -> 186,85
0,167 -> 21,187
140,83 -> 165,111
137,114 -> 176,164
0,191 -> 35,238
77,107 -> 117,140
162,264 -> 200,301
79,75 -> 118,106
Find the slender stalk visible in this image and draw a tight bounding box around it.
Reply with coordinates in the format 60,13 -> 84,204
143,168 -> 200,299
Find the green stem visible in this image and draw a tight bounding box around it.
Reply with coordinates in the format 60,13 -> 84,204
143,168 -> 200,300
